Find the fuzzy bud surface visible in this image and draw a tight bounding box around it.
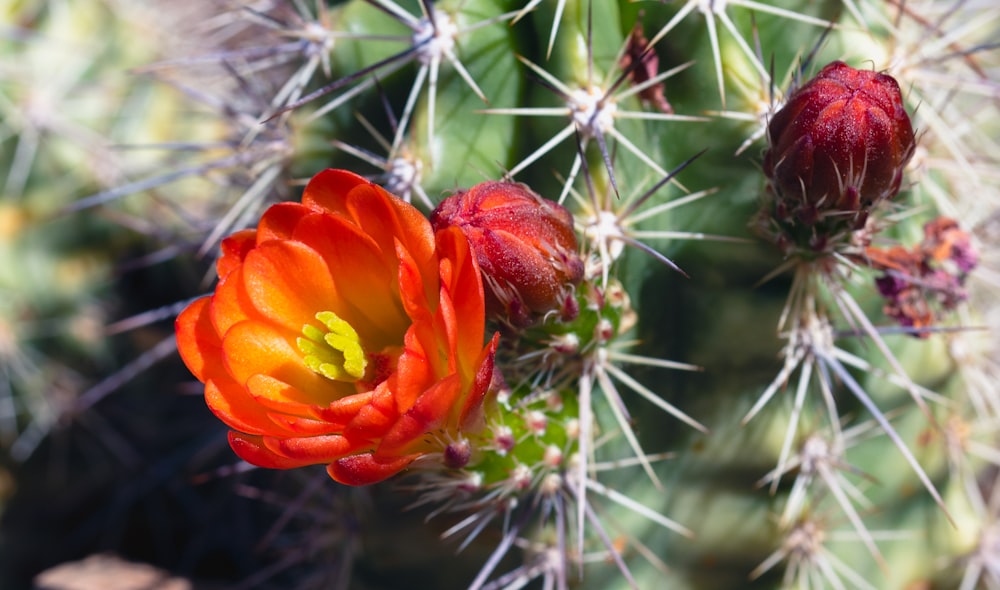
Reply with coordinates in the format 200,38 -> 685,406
431,181 -> 584,327
764,61 -> 915,225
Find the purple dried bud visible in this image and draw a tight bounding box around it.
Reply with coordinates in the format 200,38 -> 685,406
865,216 -> 976,337
764,61 -> 915,222
922,216 -> 978,274
620,18 -> 673,114
444,439 -> 472,469
952,244 -> 978,274
431,181 -> 584,327
875,273 -> 908,298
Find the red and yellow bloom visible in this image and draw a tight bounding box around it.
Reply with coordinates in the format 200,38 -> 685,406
176,169 -> 498,485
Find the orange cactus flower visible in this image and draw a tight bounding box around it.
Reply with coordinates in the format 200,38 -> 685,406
176,169 -> 499,485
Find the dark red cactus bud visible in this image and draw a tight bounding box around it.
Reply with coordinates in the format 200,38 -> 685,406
763,61 -> 915,221
431,181 -> 584,327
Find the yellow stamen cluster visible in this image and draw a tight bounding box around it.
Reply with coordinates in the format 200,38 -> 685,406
298,311 -> 367,382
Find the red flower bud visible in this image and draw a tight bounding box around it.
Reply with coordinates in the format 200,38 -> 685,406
431,181 -> 584,327
763,61 -> 915,222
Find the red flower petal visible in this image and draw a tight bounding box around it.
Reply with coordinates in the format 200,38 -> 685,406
241,240 -> 340,336
228,431 -> 317,469
460,332 -> 500,432
310,391 -> 376,427
246,374 -> 331,415
256,202 -> 308,243
378,375 -> 462,456
342,179 -> 436,275
302,170 -> 436,275
217,230 -> 256,280
299,169 -> 362,217
210,264 -> 258,338
327,453 -> 418,486
435,227 -> 488,380
343,384 -> 399,440
266,412 -> 347,435
390,323 -> 434,414
205,380 -> 289,436
262,433 -> 356,463
291,212 -> 409,345
175,297 -> 214,383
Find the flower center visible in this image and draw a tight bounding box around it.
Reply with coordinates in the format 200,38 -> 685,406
298,311 -> 367,382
